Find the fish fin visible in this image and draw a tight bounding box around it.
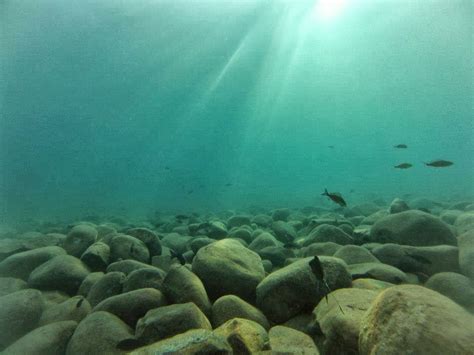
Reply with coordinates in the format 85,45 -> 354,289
322,188 -> 328,196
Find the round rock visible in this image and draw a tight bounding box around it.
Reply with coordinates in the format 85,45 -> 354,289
359,285 -> 474,355
163,264 -> 211,317
370,210 -> 456,246
192,239 -> 265,302
63,225 -> 98,257
28,255 -> 90,295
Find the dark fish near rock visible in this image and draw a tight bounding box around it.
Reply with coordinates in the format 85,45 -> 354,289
175,214 -> 189,220
394,144 -> 408,148
322,189 -> 347,207
424,160 -> 453,167
170,249 -> 186,265
309,256 -> 344,313
394,163 -> 413,169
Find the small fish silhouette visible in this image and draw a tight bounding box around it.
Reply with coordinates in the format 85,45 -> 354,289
322,188 -> 347,207
394,163 -> 413,169
309,256 -> 344,314
394,144 -> 408,149
424,160 -> 453,167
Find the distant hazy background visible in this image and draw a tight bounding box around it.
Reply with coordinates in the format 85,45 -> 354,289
1,0 -> 472,221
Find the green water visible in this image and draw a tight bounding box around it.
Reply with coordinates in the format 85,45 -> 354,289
1,0 -> 472,220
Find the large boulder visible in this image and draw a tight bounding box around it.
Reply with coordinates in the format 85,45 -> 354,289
371,243 -> 460,276
0,289 -> 45,350
135,302 -> 211,345
87,271 -> 125,307
160,233 -> 191,254
109,234 -> 150,263
458,230 -> 474,279
360,210 -> 389,225
313,288 -> 379,354
28,255 -> 90,295
63,224 -> 97,257
0,277 -> 27,297
425,272 -> 474,311
80,242 -> 110,271
192,239 -> 265,302
162,264 -> 211,316
454,211 -> 474,234
66,311 -> 133,355
269,325 -> 319,354
128,329 -> 231,354
348,262 -> 407,284
256,257 -> 351,323
257,246 -> 295,267
212,295 -> 270,329
227,215 -> 251,228
248,232 -> 279,252
389,198 -> 410,214
0,239 -> 26,262
77,272 -> 104,297
214,318 -> 269,353
370,210 -> 456,246
271,221 -> 297,243
39,295 -> 91,326
127,228 -> 162,257
359,285 -> 474,354
122,267 -> 166,293
3,320 -> 77,355
333,245 -> 380,264
303,225 -> 353,246
0,246 -> 66,280
189,237 -> 215,254
252,214 -> 273,227
92,288 -> 167,327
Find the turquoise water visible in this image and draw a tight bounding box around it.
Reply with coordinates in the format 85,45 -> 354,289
1,0 -> 472,221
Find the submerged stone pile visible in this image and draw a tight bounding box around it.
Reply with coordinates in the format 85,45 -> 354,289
0,198 -> 474,354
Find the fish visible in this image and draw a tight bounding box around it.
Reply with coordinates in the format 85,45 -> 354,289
225,183 -> 233,187
175,214 -> 189,220
424,160 -> 453,167
76,297 -> 84,308
394,144 -> 408,148
164,166 -> 170,170
187,189 -> 194,194
394,163 -> 413,169
309,256 -> 344,313
170,249 -> 186,265
322,188 -> 347,207
328,145 -> 335,149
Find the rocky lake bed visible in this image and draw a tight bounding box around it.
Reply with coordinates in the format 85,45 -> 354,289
1,197 -> 474,354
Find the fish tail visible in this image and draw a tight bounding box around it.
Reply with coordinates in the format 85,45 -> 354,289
322,188 -> 328,196
323,280 -> 345,314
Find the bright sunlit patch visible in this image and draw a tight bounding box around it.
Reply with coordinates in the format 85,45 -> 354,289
313,0 -> 348,21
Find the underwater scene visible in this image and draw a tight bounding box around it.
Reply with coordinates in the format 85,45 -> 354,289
0,0 -> 473,354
